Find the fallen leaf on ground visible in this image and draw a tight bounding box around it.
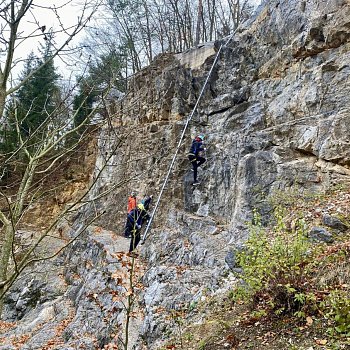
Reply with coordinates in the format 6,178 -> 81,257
306,316 -> 313,326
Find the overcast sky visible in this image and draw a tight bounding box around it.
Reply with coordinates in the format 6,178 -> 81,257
6,0 -> 263,84
3,1 -> 92,84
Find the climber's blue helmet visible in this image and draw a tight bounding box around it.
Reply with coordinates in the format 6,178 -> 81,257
197,134 -> 204,141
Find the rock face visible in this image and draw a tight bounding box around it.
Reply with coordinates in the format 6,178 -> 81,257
86,1 -> 350,348
1,227 -> 141,350
2,0 -> 350,349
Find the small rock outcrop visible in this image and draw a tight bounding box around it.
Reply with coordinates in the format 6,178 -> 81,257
322,214 -> 349,232
308,226 -> 334,243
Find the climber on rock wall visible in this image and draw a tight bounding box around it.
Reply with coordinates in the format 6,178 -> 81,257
188,134 -> 206,186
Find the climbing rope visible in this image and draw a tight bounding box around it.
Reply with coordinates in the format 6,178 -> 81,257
141,29 -> 240,244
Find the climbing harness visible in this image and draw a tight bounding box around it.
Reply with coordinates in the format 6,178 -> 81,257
141,28 -> 239,244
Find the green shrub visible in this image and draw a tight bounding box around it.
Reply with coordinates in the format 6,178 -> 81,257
322,290 -> 350,336
233,207 -> 316,316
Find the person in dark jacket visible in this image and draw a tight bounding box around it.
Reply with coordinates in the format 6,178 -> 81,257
141,194 -> 153,211
188,134 -> 206,185
124,206 -> 141,239
127,203 -> 150,253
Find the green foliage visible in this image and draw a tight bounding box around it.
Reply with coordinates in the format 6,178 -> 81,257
19,65 -> 58,135
233,207 -> 315,316
73,49 -> 125,133
89,50 -> 125,91
184,333 -> 194,341
198,339 -> 207,350
73,79 -> 95,131
250,309 -> 267,319
17,43 -> 60,138
189,301 -> 198,311
322,290 -> 350,336
230,201 -> 350,341
0,40 -> 60,155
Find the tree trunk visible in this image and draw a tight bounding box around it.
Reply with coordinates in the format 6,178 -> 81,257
143,0 -> 153,62
0,84 -> 6,120
195,0 -> 203,46
0,224 -> 14,316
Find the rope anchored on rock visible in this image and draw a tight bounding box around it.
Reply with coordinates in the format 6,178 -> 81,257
141,29 -> 239,245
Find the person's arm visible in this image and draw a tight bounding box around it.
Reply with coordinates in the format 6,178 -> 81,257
144,195 -> 152,209
136,214 -> 143,228
127,211 -> 134,225
197,141 -> 204,153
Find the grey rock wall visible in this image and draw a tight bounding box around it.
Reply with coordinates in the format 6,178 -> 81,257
2,1 -> 350,349
85,1 -> 350,348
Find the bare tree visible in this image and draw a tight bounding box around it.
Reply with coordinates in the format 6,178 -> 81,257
206,0 -> 217,40
96,0 -> 255,73
0,88 -> 95,314
195,0 -> 203,46
0,0 -> 109,316
0,1 -> 103,120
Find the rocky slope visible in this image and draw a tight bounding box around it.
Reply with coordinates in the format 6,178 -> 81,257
95,1 -> 350,346
1,0 -> 350,349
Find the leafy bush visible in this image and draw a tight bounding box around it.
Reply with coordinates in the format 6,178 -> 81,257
233,207 -> 317,317
322,290 -> 350,336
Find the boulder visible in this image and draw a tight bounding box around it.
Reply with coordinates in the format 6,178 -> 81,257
322,214 -> 349,232
308,227 -> 334,243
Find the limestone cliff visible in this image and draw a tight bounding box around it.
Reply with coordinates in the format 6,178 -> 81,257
1,0 -> 350,349
89,0 -> 350,348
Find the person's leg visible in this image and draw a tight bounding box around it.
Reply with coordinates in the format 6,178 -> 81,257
193,161 -> 199,182
196,156 -> 206,168
188,155 -> 198,182
134,230 -> 141,250
192,156 -> 205,184
124,220 -> 131,237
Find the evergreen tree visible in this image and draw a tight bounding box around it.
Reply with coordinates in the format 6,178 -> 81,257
73,49 -> 125,131
73,78 -> 95,131
16,41 -> 60,141
0,36 -> 60,158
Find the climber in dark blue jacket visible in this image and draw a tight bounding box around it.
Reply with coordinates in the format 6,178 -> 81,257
188,134 -> 206,186
126,203 -> 150,253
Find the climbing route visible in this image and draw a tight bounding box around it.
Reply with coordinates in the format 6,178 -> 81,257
141,29 -> 238,244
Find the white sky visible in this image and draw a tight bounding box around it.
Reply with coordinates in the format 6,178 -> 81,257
3,0 -> 263,85
1,0 -> 94,85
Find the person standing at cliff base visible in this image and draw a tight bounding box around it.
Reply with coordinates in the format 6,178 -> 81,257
124,191 -> 137,237
128,203 -> 150,254
141,194 -> 153,211
188,134 -> 206,186
127,191 -> 137,213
